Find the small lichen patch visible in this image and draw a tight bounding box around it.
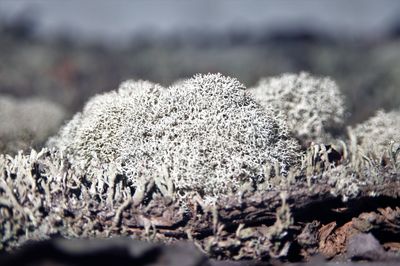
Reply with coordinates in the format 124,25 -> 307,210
250,72 -> 346,146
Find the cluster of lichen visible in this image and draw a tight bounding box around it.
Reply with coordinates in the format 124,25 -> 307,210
0,149 -> 134,251
250,72 -> 346,146
349,109 -> 400,161
0,95 -> 66,154
1,72 -> 399,257
0,136 -> 396,254
49,74 -> 300,202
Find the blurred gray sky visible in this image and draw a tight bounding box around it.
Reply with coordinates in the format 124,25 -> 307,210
1,0 -> 400,42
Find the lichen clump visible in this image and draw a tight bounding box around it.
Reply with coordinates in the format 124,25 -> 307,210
351,109 -> 400,159
250,72 -> 346,145
0,95 -> 66,154
50,74 -> 300,201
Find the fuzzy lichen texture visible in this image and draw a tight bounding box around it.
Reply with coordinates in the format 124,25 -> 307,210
0,95 -> 66,154
250,72 -> 346,146
49,80 -> 163,171
51,74 -> 300,202
351,109 -> 400,159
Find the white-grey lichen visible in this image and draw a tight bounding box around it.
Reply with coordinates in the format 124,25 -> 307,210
50,74 -> 300,201
47,80 -> 164,175
324,165 -> 362,202
350,109 -> 400,160
250,72 -> 346,146
0,95 -> 66,154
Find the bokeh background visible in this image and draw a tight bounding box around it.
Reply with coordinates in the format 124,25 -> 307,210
1,0 -> 400,125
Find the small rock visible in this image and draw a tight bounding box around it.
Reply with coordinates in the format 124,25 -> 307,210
346,233 -> 385,261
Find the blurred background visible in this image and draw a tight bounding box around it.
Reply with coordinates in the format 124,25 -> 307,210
1,0 -> 400,126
